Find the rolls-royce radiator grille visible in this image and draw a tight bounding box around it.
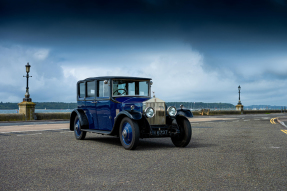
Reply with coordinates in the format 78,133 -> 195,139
144,99 -> 166,125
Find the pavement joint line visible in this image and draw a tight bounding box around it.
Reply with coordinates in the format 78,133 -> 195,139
270,146 -> 281,149
17,133 -> 42,136
254,119 -> 260,120
244,120 -> 250,121
1,128 -> 68,133
60,131 -> 73,133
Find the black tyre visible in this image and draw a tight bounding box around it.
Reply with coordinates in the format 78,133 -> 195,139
171,118 -> 192,147
74,115 -> 87,140
119,117 -> 140,150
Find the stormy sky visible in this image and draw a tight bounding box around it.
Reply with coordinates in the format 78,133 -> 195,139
0,0 -> 287,106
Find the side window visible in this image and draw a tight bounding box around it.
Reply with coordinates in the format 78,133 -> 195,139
87,81 -> 96,97
79,82 -> 85,98
139,81 -> 149,96
128,82 -> 135,95
97,80 -> 110,97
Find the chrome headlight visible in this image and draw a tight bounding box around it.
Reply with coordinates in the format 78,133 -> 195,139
145,107 -> 155,118
167,106 -> 177,116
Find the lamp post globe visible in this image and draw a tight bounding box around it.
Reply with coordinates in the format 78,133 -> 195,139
25,63 -> 31,73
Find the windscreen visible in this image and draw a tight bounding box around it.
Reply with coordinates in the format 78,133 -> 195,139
112,80 -> 149,96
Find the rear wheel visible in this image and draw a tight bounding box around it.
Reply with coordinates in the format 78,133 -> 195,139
119,117 -> 140,150
74,116 -> 86,140
171,118 -> 192,147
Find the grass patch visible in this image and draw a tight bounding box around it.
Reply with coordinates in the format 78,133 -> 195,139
265,113 -> 271,114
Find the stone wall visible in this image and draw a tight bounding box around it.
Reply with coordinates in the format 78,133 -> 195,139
34,112 -> 70,120
192,109 -> 283,116
0,114 -> 25,121
0,110 -> 285,121
243,110 -> 282,114
0,113 -> 70,121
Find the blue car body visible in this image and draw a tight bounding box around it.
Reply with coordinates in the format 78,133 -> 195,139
70,76 -> 193,149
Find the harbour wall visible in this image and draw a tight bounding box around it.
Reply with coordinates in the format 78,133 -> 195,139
192,109 -> 283,116
34,113 -> 70,120
0,112 -> 70,121
0,110 -> 284,121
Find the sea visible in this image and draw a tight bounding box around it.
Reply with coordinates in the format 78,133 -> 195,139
0,109 -> 73,114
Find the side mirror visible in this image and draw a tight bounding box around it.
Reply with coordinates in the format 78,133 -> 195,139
150,81 -> 153,86
104,80 -> 108,84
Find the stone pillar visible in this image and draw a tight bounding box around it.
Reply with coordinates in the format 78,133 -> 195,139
236,103 -> 244,114
18,101 -> 36,120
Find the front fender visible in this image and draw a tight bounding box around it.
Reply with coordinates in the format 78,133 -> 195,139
110,110 -> 142,135
70,109 -> 89,131
118,110 -> 142,120
177,109 -> 193,118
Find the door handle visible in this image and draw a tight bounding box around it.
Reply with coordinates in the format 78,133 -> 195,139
92,101 -> 98,104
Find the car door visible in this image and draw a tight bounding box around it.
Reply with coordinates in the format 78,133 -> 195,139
85,80 -> 99,129
77,81 -> 86,109
96,80 -> 113,131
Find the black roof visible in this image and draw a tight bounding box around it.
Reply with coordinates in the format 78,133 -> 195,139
83,76 -> 152,81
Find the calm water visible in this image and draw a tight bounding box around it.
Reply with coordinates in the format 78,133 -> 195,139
0,109 -> 73,114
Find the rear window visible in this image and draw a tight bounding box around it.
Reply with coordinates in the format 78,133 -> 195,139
79,82 -> 85,98
87,81 -> 96,97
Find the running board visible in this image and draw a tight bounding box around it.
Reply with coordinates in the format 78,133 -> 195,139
81,129 -> 112,135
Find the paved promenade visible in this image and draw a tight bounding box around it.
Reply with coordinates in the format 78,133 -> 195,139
0,113 -> 286,132
0,117 -> 239,133
1,114 -> 287,190
0,121 -> 69,133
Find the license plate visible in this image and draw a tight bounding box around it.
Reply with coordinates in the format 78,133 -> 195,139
155,130 -> 168,136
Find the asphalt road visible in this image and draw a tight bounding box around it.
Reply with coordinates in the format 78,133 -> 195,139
1,114 -> 287,190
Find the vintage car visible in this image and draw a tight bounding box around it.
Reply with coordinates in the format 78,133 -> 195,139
70,76 -> 193,150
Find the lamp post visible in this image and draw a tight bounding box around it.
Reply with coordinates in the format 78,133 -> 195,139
18,62 -> 36,120
238,85 -> 241,105
236,85 -> 243,112
23,62 -> 32,102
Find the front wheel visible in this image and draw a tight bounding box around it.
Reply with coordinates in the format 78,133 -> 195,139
171,118 -> 192,147
74,116 -> 86,140
119,117 -> 140,150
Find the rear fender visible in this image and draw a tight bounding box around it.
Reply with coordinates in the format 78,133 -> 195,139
70,109 -> 89,131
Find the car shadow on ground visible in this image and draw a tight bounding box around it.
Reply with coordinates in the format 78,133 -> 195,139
84,136 -> 122,146
83,135 -> 217,150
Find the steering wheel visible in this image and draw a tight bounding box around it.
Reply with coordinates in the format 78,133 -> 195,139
113,89 -> 127,95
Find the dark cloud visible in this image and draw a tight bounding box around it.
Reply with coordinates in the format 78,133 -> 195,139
1,0 -> 286,54
1,0 -> 287,104
1,0 -> 287,31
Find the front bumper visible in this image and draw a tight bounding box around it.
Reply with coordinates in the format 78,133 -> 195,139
141,118 -> 180,138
